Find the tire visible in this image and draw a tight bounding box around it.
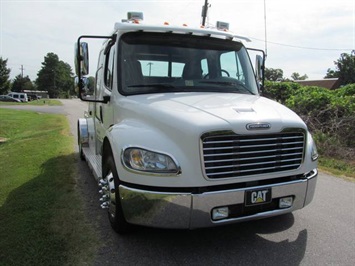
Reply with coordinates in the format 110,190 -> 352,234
77,125 -> 85,161
78,142 -> 85,161
102,155 -> 132,234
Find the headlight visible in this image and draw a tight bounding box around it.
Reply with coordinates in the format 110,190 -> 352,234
311,143 -> 318,161
310,135 -> 318,161
122,147 -> 180,174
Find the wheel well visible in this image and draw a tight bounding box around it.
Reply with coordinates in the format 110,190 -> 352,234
102,137 -> 113,166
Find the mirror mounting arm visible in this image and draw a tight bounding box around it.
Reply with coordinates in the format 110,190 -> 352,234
75,34 -> 115,103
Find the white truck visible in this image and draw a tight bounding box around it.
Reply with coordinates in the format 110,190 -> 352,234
75,12 -> 318,234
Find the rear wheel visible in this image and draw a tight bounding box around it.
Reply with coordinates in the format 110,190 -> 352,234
102,155 -> 132,234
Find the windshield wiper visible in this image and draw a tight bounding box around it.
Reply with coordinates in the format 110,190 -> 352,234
198,81 -> 254,95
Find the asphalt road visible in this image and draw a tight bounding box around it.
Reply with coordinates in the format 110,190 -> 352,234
3,99 -> 354,265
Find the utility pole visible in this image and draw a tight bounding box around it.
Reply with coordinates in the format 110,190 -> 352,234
264,0 -> 268,57
201,0 -> 209,26
20,65 -> 25,78
147,62 -> 153,76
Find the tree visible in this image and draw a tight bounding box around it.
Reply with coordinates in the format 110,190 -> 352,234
325,50 -> 355,85
324,68 -> 339,78
87,76 -> 95,91
12,75 -> 34,92
291,72 -> 308,81
265,68 -> 283,81
36,53 -> 73,98
0,57 -> 11,94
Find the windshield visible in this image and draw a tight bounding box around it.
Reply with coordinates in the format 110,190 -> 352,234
119,32 -> 258,96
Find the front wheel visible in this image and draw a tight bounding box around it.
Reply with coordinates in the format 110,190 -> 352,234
102,155 -> 132,234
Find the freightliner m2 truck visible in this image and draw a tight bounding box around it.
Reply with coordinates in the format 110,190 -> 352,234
75,12 -> 318,234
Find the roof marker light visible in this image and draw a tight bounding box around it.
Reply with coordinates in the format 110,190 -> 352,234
216,21 -> 229,31
164,22 -> 169,25
127,12 -> 143,21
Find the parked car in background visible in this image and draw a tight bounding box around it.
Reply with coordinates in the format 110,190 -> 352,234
7,92 -> 28,102
27,94 -> 40,101
0,95 -> 21,102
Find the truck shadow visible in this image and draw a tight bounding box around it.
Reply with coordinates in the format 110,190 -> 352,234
100,214 -> 307,266
0,153 -> 80,264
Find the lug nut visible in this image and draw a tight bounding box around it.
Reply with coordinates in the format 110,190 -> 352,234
100,202 -> 109,209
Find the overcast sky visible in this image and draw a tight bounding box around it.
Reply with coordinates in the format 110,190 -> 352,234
1,0 -> 354,81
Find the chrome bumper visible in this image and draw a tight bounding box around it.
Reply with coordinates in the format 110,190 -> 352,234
119,169 -> 318,229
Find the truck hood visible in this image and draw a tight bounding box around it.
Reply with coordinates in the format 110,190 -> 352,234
121,93 -> 306,135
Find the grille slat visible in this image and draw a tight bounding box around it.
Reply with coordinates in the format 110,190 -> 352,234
204,152 -> 303,163
203,141 -> 304,151
202,132 -> 305,179
205,158 -> 302,170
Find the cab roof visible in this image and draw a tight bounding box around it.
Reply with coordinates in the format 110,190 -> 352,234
113,22 -> 251,43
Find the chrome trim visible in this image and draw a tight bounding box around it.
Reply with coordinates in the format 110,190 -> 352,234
119,185 -> 192,228
120,146 -> 181,176
200,128 -> 307,180
246,122 -> 271,130
78,118 -> 89,146
119,175 -> 315,229
304,168 -> 318,207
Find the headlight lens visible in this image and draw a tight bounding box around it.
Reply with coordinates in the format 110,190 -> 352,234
123,148 -> 179,174
311,138 -> 318,161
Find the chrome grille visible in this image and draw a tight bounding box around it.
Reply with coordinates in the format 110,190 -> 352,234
202,131 -> 305,179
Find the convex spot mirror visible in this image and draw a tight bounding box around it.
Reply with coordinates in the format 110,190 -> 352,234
74,76 -> 95,100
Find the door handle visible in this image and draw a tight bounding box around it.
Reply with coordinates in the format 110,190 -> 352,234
100,106 -> 103,121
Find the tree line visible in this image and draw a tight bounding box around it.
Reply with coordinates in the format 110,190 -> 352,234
265,50 -> 355,85
0,53 -> 74,98
0,51 -> 354,97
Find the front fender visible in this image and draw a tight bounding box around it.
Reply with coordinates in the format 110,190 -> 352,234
103,119 -> 202,187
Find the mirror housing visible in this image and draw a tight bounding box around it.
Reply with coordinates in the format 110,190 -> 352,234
255,55 -> 264,83
74,76 -> 96,101
255,54 -> 265,93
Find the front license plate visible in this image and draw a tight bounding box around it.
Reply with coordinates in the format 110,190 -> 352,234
245,188 -> 272,206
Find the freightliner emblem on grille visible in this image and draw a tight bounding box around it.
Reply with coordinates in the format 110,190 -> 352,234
246,123 -> 271,130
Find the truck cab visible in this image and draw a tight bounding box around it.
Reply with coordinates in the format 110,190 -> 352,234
75,13 -> 318,234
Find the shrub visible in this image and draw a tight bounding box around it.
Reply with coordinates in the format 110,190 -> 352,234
264,82 -> 355,158
263,81 -> 301,104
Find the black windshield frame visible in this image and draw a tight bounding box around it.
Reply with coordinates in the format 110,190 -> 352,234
118,32 -> 258,96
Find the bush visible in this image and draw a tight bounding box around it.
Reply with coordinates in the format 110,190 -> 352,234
264,82 -> 355,159
263,81 -> 301,104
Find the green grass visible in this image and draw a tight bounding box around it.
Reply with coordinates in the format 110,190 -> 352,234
0,108 -> 98,265
319,157 -> 355,180
0,99 -> 62,106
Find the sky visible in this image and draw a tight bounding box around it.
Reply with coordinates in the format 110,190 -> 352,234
1,0 -> 354,82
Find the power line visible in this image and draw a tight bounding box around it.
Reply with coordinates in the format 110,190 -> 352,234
249,37 -> 353,51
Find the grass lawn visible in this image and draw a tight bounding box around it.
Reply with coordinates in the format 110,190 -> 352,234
0,99 -> 62,106
0,108 -> 97,265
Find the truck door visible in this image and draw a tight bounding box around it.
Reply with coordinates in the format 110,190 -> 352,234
94,43 -> 115,155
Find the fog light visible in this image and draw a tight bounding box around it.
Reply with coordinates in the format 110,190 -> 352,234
279,197 -> 293,208
212,207 -> 229,220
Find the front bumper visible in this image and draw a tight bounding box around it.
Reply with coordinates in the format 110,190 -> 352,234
119,169 -> 318,229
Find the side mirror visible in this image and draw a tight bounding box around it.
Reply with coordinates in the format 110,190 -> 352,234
74,76 -> 95,101
255,55 -> 264,82
74,34 -> 113,103
75,42 -> 89,76
255,54 -> 265,92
